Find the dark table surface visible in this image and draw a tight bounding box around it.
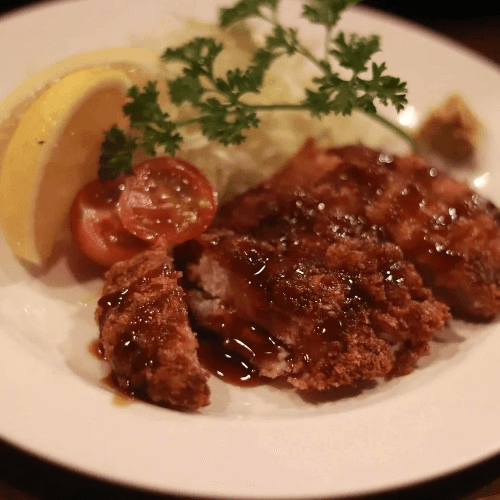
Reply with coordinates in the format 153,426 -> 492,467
1,1 -> 500,499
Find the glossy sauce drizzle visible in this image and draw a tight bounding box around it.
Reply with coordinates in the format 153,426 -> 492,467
195,311 -> 285,387
88,339 -> 135,406
197,331 -> 264,387
96,264 -> 181,397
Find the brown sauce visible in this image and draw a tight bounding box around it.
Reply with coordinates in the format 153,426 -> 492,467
91,328 -> 271,391
100,373 -> 136,407
191,298 -> 287,387
88,338 -> 103,358
195,318 -> 279,387
88,339 -> 135,406
97,265 -> 179,386
336,160 -> 466,275
197,334 -> 267,387
95,259 -> 276,390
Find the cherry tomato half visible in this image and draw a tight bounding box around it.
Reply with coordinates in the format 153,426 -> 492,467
117,157 -> 218,245
70,177 -> 150,267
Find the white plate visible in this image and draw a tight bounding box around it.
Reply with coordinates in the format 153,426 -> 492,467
1,1 -> 500,498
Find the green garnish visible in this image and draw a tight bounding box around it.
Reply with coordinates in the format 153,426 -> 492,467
99,0 -> 413,179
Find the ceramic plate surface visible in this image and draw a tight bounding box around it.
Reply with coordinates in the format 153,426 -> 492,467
1,1 -> 500,498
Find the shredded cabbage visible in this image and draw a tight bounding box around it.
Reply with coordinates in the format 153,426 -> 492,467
137,20 -> 409,200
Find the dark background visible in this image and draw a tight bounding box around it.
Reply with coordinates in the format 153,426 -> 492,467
0,0 -> 498,19
363,0 -> 498,21
1,0 -> 499,65
1,0 -> 498,19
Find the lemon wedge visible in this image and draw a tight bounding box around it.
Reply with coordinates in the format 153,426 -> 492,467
0,48 -> 164,266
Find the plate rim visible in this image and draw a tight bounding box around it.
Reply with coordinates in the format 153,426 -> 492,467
1,1 -> 500,498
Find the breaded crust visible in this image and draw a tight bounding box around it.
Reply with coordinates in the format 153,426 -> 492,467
184,180 -> 450,391
314,145 -> 500,320
226,139 -> 500,320
96,248 -> 210,410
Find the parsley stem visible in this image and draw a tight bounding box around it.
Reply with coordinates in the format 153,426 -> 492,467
249,104 -> 417,151
297,45 -> 323,67
175,116 -> 206,127
367,112 -> 417,151
255,9 -> 415,150
174,103 -> 416,151
245,103 -> 307,111
325,26 -> 332,63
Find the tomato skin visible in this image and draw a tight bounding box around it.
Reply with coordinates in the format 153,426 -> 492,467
117,157 -> 218,245
70,177 -> 150,267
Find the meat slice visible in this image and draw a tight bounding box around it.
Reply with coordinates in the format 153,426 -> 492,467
183,188 -> 450,391
222,139 -> 500,321
310,145 -> 500,320
96,248 -> 210,410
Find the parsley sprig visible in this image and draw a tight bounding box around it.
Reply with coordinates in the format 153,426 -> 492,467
99,0 -> 413,179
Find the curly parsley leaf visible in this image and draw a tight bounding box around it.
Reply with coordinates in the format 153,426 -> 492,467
331,32 -> 381,73
99,82 -> 182,178
99,0 -> 413,179
199,98 -> 260,145
219,0 -> 279,27
99,126 -> 137,179
125,82 -> 182,156
302,0 -> 361,27
302,31 -> 407,117
162,37 -> 223,78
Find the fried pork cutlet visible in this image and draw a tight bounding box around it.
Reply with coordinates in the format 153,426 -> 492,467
310,144 -> 500,320
220,140 -> 500,321
95,139 -> 499,406
96,249 -> 210,410
182,186 -> 450,391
